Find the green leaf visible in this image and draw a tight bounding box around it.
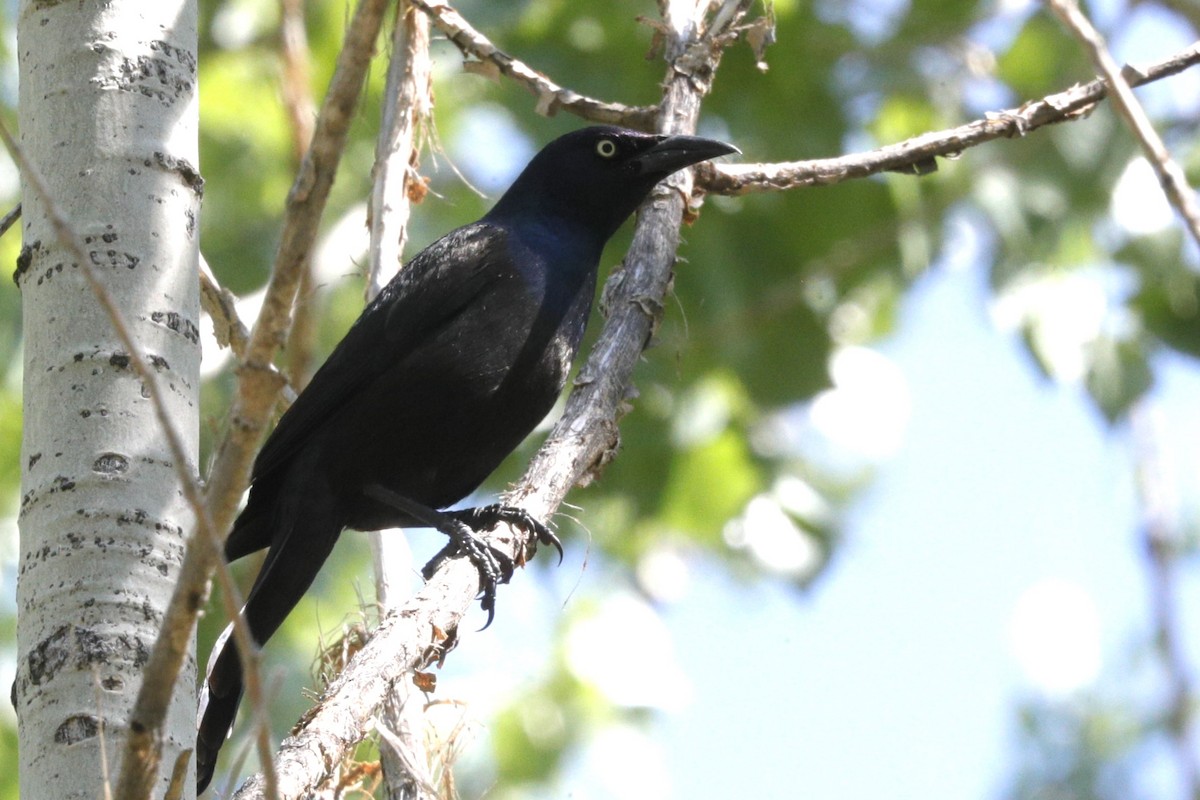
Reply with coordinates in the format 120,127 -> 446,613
657,429 -> 762,543
996,15 -> 1088,99
1124,233 -> 1200,360
1133,271 -> 1200,359
1084,335 -> 1153,424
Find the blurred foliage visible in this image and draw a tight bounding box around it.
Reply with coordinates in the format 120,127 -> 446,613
996,640 -> 1189,800
2,0 -> 1200,797
1000,692 -> 1147,800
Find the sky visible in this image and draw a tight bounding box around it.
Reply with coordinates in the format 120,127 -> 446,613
658,252 -> 1197,800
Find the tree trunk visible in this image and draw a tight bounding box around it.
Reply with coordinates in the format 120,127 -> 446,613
14,1 -> 200,797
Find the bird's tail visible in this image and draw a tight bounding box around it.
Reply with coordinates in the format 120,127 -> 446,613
195,485 -> 342,794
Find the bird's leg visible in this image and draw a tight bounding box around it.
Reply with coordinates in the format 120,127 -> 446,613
363,485 -> 511,627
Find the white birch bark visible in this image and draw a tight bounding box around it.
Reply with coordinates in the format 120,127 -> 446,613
14,1 -> 200,798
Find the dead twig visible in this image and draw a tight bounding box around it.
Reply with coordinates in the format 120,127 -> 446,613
1047,0 -> 1200,250
697,40 -> 1200,195
411,0 -> 658,130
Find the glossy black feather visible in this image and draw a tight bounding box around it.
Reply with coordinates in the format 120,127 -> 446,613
196,126 -> 736,793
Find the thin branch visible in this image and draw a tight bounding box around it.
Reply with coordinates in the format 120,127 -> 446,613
366,2 -> 437,797
0,119 -> 238,800
1046,0 -> 1200,251
279,0 -> 317,161
199,253 -> 251,357
0,202 -> 20,239
1045,38 -> 1200,794
199,256 -> 299,407
279,0 -> 322,390
229,0 -> 747,795
367,0 -> 432,299
202,0 -> 391,574
697,40 -> 1200,195
410,0 -> 659,131
1130,402 -> 1200,798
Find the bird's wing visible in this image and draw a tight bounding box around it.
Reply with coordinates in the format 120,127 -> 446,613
250,222 -> 512,481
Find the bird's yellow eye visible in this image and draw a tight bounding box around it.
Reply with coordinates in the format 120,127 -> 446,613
595,139 -> 617,158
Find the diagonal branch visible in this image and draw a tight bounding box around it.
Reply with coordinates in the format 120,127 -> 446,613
198,256 -> 298,407
410,0 -> 659,130
1047,0 -> 1200,250
228,1 -> 750,796
95,0 -> 391,795
366,2 -> 437,798
507,0 -> 752,518
202,0 -> 391,555
199,254 -> 250,358
278,0 -> 322,391
1130,402 -> 1200,798
0,119 -> 268,800
1052,0 -> 1200,791
697,40 -> 1200,195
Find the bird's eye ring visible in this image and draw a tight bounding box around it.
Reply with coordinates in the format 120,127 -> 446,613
595,139 -> 617,158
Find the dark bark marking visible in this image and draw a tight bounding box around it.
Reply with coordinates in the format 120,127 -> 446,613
27,624 -> 71,686
93,452 -> 129,475
150,309 -> 200,344
13,239 -> 41,285
55,714 -> 102,744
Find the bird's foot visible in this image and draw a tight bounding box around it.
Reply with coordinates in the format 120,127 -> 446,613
421,504 -> 561,628
363,486 -> 561,628
447,504 -> 564,566
365,485 -> 513,627
421,516 -> 513,628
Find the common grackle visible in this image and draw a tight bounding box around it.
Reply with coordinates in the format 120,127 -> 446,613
196,126 -> 736,792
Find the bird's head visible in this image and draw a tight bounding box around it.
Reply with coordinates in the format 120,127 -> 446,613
486,126 -> 738,248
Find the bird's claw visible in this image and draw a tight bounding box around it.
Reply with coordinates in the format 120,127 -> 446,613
421,525 -> 510,628
451,504 -> 564,565
423,504 -> 560,628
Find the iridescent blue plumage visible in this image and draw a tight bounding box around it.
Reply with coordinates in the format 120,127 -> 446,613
196,126 -> 736,793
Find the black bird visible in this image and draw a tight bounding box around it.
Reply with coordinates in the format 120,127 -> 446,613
195,125 -> 737,792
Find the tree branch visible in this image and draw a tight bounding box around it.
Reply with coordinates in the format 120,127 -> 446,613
509,0 -> 751,517
229,1 -> 749,796
232,558 -> 479,800
199,254 -> 250,358
99,0 -> 390,795
696,40 -> 1200,195
0,118 -> 239,800
367,0 -> 432,300
278,0 -> 322,391
279,0 -> 318,162
202,0 -> 391,538
366,2 -> 437,797
1047,23 -> 1200,792
198,255 -> 298,407
0,202 -> 21,240
1046,0 -> 1200,250
1131,403 -> 1200,795
410,0 -> 659,130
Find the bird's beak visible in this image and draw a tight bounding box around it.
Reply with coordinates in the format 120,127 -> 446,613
632,134 -> 740,176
